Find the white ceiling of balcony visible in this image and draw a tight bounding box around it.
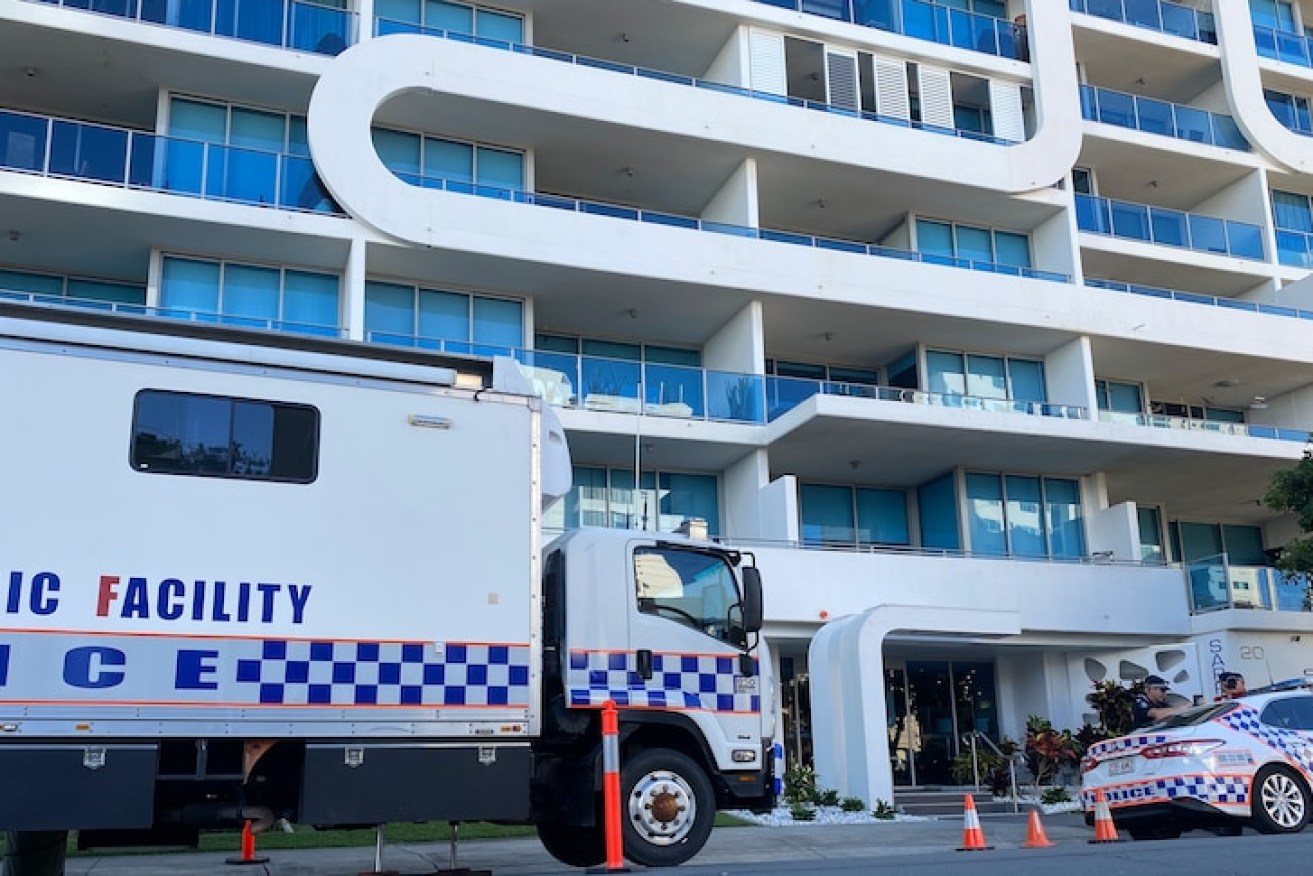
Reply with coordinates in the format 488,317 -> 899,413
1072,21 -> 1221,104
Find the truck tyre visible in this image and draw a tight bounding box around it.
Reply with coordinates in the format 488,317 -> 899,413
1250,765 -> 1310,834
535,823 -> 605,868
620,748 -> 714,867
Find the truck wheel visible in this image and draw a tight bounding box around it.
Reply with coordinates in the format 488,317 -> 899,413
1250,765 -> 1310,834
535,823 -> 605,868
621,749 -> 714,867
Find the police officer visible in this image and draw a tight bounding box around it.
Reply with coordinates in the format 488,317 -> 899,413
1217,671 -> 1247,700
1132,675 -> 1186,729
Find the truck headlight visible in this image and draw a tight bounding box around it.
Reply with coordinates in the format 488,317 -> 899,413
732,749 -> 757,763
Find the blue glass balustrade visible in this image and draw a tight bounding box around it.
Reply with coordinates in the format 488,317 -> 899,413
751,0 -> 1023,59
1087,277 -> 1313,322
765,377 -> 1088,423
1079,85 -> 1249,150
1253,23 -> 1313,68
1075,194 -> 1264,260
35,0 -> 354,54
1069,0 -> 1215,43
0,108 -> 341,214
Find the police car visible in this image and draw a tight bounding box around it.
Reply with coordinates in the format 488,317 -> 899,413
1080,682 -> 1313,840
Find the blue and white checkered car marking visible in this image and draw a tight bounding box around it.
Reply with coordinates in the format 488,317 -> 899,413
236,640 -> 531,706
566,650 -> 760,713
1083,774 -> 1250,809
1218,707 -> 1313,774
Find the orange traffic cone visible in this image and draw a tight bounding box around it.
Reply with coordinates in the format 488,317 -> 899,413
225,820 -> 270,866
957,795 -> 994,851
1021,808 -> 1055,848
1088,789 -> 1124,844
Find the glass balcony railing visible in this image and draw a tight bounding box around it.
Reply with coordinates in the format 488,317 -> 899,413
0,108 -> 343,215
1079,85 -> 1248,150
1069,0 -> 1216,44
1187,554 -> 1310,613
32,0 -> 355,54
1087,277 -> 1313,322
1097,409 -> 1310,443
375,19 -> 1022,145
753,0 -> 1025,60
1254,23 -> 1313,68
0,288 -> 343,337
765,376 -> 1088,422
1276,227 -> 1313,268
1075,193 -> 1265,260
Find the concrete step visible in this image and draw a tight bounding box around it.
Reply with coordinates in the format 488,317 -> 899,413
894,788 -> 1018,818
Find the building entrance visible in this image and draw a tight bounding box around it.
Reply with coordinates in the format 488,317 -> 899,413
887,660 -> 998,787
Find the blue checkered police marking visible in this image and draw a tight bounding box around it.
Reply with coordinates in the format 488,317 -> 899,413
234,640 -> 530,707
567,650 -> 760,713
1082,775 -> 1250,809
1088,734 -> 1169,759
1218,708 -> 1313,773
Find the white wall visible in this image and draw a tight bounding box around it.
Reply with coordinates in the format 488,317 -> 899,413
701,158 -> 759,228
703,299 -> 763,374
723,449 -> 770,541
757,474 -> 799,545
703,25 -> 746,85
1087,500 -> 1140,561
1044,335 -> 1095,411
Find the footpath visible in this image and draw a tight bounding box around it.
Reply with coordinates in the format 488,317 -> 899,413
60,812 -> 1094,876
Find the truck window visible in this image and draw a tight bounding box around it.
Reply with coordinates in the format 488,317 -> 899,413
635,547 -> 739,643
131,390 -> 319,483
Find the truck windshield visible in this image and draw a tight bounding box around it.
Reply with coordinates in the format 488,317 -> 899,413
634,547 -> 740,644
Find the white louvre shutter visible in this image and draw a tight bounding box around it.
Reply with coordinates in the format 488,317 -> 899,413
825,49 -> 859,111
873,55 -> 910,121
748,29 -> 786,97
990,80 -> 1025,142
917,64 -> 954,130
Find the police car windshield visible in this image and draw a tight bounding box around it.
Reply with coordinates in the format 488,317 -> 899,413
1150,701 -> 1235,729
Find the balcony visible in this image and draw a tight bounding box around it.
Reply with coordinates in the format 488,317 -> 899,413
1187,555 -> 1310,613
1087,277 -> 1313,322
1069,0 -> 1216,44
1075,193 -> 1265,260
373,20 -> 1023,144
1254,22 -> 1313,69
1276,227 -> 1313,268
0,108 -> 342,215
1079,85 -> 1248,151
30,0 -> 355,54
766,376 -> 1088,423
753,0 -> 1024,60
0,288 -> 343,337
1098,409 -> 1309,443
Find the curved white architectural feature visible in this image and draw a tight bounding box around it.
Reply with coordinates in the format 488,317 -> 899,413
1216,0 -> 1313,173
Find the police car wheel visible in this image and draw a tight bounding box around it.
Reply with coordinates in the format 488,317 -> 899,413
620,748 -> 714,867
1250,765 -> 1310,834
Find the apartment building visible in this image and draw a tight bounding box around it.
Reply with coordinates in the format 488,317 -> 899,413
3,0 -> 1313,805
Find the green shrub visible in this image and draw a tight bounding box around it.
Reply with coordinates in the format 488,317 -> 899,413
1041,786 -> 1072,805
840,796 -> 865,812
871,800 -> 897,820
789,803 -> 817,822
817,788 -> 840,807
783,762 -> 819,806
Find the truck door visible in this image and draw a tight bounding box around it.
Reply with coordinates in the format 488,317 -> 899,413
627,545 -> 761,755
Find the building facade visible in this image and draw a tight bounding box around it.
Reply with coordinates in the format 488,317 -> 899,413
4,0 -> 1313,804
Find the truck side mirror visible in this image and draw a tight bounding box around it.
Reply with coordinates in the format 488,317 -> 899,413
740,567 -> 763,634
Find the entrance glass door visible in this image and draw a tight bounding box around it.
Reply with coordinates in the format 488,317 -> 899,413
901,660 -> 998,786
886,667 -> 916,786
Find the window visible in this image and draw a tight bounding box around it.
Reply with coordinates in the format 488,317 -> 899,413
1265,90 -> 1313,135
800,484 -> 909,547
966,473 -> 1085,559
1072,167 -> 1095,195
634,546 -> 742,643
1095,379 -> 1144,414
372,128 -> 524,193
915,219 -> 1033,268
365,280 -> 522,354
1261,696 -> 1313,730
545,467 -> 719,536
1171,522 -> 1267,565
160,256 -> 340,336
1138,506 -> 1165,564
375,0 -> 524,41
131,390 -> 318,483
0,268 -> 143,307
918,472 -> 960,550
926,349 -> 1046,402
1251,0 -> 1297,33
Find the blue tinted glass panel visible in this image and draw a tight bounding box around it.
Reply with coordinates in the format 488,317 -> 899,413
425,139 -> 472,183
1148,208 -> 1187,246
1107,381 -> 1142,413
1097,90 -> 1134,127
0,269 -> 61,297
373,128 -> 421,179
283,270 -> 339,329
229,107 -> 285,151
993,231 -> 1031,267
1222,524 -> 1266,566
364,281 -> 414,340
49,121 -> 127,184
1272,190 -> 1313,231
965,473 -> 1006,555
418,289 -> 469,346
426,0 -> 471,31
0,112 -> 47,171
801,484 -> 855,545
965,354 -> 1006,398
1110,201 -> 1150,239
582,339 -> 641,361
855,488 -> 909,545
926,350 -> 965,395
955,225 -> 993,263
169,99 -> 227,142
916,219 -> 954,256
1007,359 -> 1045,402
376,0 -> 419,22
476,9 -> 522,41
918,472 -> 960,551
1003,475 -> 1044,557
221,263 -> 280,323
472,296 -> 522,351
1188,214 -> 1227,253
216,0 -> 285,45
67,279 -> 145,305
660,473 -> 719,536
644,364 -> 703,417
1135,97 -> 1172,135
1044,478 -> 1085,558
161,257 -> 220,313
1228,222 -> 1264,259
476,147 -> 523,190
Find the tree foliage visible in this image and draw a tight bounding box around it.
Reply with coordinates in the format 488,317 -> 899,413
1265,447 -> 1313,575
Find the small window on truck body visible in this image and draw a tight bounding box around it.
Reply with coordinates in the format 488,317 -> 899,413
131,390 -> 319,483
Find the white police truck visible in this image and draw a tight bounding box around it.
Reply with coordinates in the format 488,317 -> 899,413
0,302 -> 772,871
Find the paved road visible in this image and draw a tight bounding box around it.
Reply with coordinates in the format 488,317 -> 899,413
57,813 -> 1304,875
